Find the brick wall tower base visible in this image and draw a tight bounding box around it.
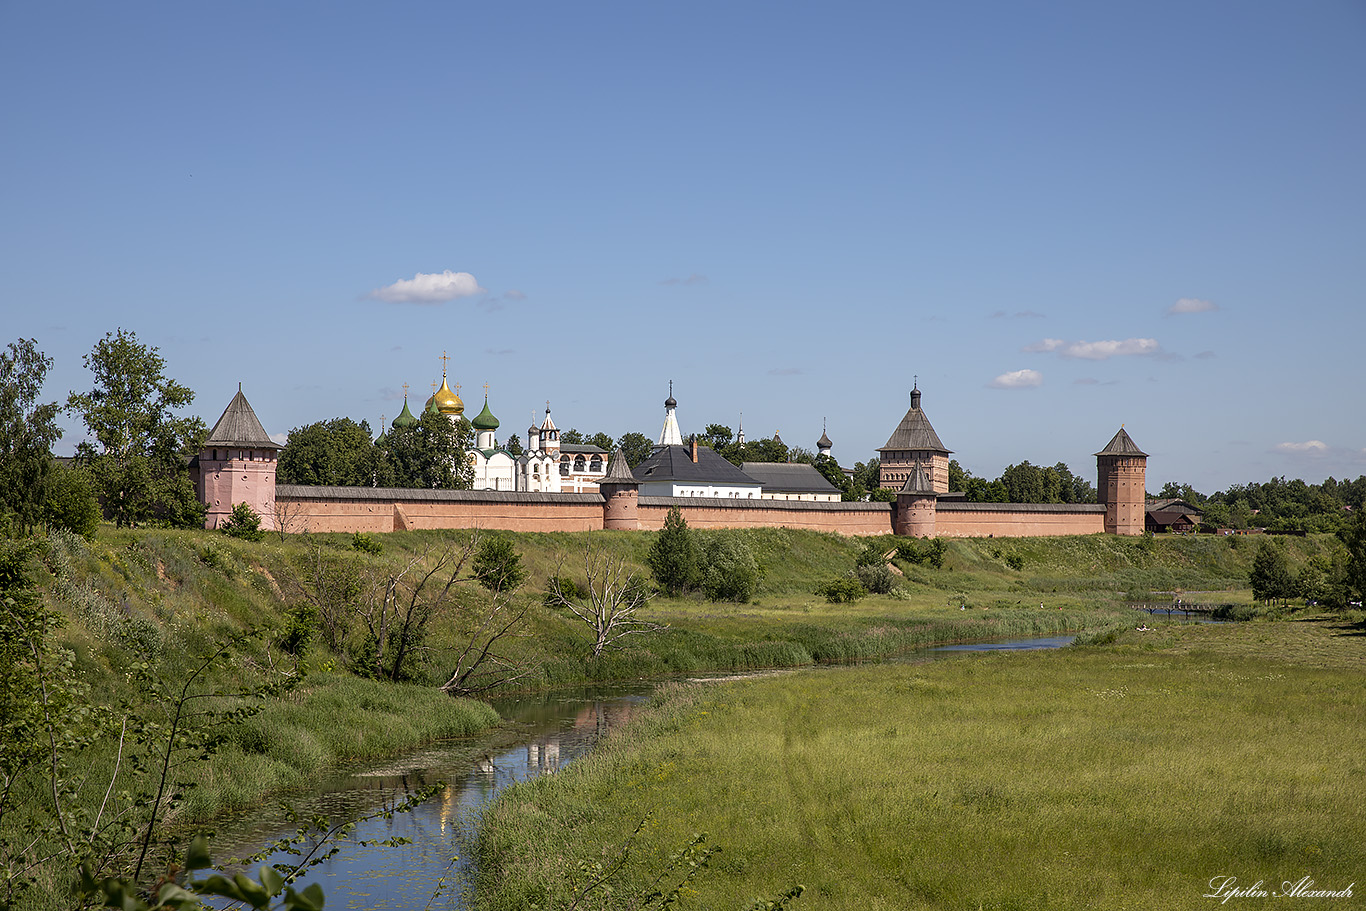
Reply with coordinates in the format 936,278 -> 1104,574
894,493 -> 938,537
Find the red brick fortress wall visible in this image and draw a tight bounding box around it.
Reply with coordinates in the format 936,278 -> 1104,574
274,486 -> 605,534
933,502 -> 1106,537
638,497 -> 893,535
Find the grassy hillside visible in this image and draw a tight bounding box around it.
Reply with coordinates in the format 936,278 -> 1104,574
3,523 -> 1335,908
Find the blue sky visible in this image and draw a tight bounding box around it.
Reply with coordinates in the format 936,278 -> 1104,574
3,1 -> 1363,494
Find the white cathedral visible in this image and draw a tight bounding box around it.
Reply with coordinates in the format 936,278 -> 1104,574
390,363 -> 608,493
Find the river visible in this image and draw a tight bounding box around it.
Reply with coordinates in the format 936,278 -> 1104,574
209,634 -> 1074,909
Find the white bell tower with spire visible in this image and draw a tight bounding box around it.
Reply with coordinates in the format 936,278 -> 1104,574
658,381 -> 683,446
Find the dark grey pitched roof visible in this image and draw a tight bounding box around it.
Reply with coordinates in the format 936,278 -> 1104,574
639,496 -> 890,513
205,386 -> 281,449
600,449 -> 637,484
1146,498 -> 1203,516
1095,428 -> 1147,457
633,445 -> 761,486
878,393 -> 950,454
559,443 -> 609,454
740,462 -> 839,494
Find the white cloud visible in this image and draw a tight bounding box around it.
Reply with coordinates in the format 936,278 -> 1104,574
1273,440 -> 1329,455
990,369 -> 1043,389
1024,337 -> 1161,359
1194,350 -> 1217,360
1167,297 -> 1218,315
369,270 -> 485,303
270,432 -> 289,446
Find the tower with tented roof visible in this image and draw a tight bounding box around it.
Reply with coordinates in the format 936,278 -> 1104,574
196,384 -> 282,531
877,384 -> 951,494
1096,427 -> 1147,536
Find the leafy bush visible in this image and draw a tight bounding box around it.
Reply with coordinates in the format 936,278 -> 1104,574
472,535 -> 527,593
701,534 -> 760,603
42,461 -> 100,538
219,502 -> 264,542
898,537 -> 947,568
277,603 -> 318,656
856,541 -> 887,567
1004,552 -> 1025,571
816,578 -> 866,603
855,562 -> 897,595
544,575 -> 585,606
350,531 -> 383,555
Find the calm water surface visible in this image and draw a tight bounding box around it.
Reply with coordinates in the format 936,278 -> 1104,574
211,635 -> 1074,909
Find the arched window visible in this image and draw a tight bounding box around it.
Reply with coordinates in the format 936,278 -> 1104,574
560,456 -> 570,476
574,455 -> 586,472
589,455 -> 603,473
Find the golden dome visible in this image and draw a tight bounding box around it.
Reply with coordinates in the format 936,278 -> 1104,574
434,376 -> 464,415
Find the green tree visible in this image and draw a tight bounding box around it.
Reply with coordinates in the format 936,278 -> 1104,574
1249,541 -> 1296,605
647,507 -> 700,596
701,424 -> 733,451
42,461 -> 100,538
947,459 -> 972,493
472,535 -> 527,593
586,432 -> 616,452
813,454 -> 849,495
700,533 -> 760,602
377,410 -> 473,489
617,432 -> 654,469
503,433 -> 524,456
277,417 -> 378,486
560,428 -> 585,445
219,502 -> 265,541
66,329 -> 206,527
0,339 -> 63,535
1336,505 -> 1366,604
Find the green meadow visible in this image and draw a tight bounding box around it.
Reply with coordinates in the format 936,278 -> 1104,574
474,617 -> 1366,910
7,523 -> 1350,908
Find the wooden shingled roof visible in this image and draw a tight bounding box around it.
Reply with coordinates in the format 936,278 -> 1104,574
1095,428 -> 1147,457
878,390 -> 950,455
205,385 -> 281,449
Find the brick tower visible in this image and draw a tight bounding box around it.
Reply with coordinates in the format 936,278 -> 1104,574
598,448 -> 640,530
197,384 -> 282,530
878,384 -> 952,493
1096,427 -> 1147,536
893,458 -> 938,538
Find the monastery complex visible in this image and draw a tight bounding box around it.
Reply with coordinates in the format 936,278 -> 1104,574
192,379 -> 1149,540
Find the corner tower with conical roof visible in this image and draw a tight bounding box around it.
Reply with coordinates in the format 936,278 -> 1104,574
599,448 -> 640,530
878,384 -> 951,494
893,457 -> 938,538
197,384 -> 282,531
1096,427 -> 1147,536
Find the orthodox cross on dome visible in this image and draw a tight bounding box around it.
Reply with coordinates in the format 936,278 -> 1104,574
440,351 -> 450,376
484,381 -> 490,397
455,383 -> 461,396
402,382 -> 409,399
